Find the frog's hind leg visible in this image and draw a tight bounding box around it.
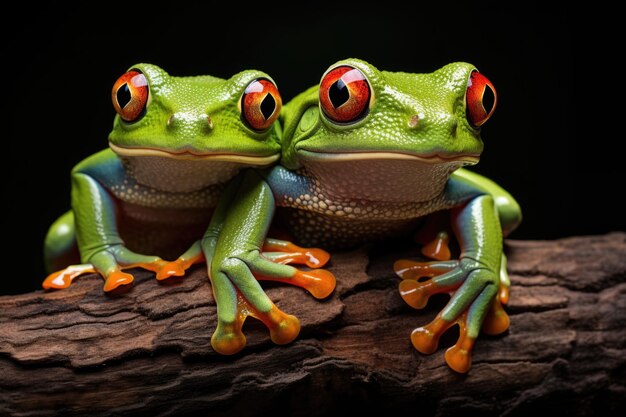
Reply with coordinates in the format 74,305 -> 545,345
43,211 -> 97,290
44,211 -> 80,273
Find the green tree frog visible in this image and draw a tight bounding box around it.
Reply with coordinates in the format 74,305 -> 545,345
43,64 -> 335,354
207,59 -> 521,372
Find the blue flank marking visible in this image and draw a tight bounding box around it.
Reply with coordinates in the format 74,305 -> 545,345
262,166 -> 313,204
444,175 -> 486,204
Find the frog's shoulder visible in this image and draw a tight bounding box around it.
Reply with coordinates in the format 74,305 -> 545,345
260,165 -> 312,201
71,148 -> 126,185
72,148 -> 119,173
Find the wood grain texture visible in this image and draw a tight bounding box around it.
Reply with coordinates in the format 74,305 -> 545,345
1,233 -> 625,416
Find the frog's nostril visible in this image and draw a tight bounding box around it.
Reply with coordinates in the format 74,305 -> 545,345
408,114 -> 420,129
207,115 -> 214,130
167,114 -> 175,127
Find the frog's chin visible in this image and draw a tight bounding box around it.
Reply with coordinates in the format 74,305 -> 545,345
109,143 -> 280,166
295,149 -> 479,203
297,150 -> 480,165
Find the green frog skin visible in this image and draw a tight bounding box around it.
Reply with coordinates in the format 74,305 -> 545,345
208,59 -> 521,372
43,64 -> 335,353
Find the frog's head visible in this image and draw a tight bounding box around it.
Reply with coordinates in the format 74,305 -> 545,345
108,63 -> 282,191
281,59 -> 496,202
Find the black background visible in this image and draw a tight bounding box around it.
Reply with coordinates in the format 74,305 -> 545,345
2,5 -> 619,294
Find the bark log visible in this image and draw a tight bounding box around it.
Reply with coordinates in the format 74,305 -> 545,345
1,233 -> 625,417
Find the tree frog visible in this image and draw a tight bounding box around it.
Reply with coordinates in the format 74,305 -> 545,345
42,64 -> 335,354
208,59 -> 521,372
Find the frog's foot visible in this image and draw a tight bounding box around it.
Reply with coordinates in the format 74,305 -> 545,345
78,246 -> 192,292
211,291 -> 301,355
210,263 -> 301,355
43,263 -> 137,292
262,238 -> 330,268
410,311 -> 476,373
395,260 -> 460,309
239,250 -> 336,299
43,264 -> 96,290
416,309 -> 506,374
396,258 -> 509,373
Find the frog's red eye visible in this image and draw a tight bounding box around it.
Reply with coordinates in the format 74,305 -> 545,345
466,71 -> 497,128
319,65 -> 371,124
112,70 -> 148,123
241,79 -> 282,131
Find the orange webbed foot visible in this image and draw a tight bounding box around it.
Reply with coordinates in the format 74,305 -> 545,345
210,290 -> 301,355
395,259 -> 459,309
398,256 -> 508,374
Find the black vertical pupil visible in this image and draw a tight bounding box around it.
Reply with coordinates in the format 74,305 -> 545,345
329,79 -> 350,108
117,83 -> 132,109
260,93 -> 276,120
482,85 -> 495,114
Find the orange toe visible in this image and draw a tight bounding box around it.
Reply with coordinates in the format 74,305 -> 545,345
399,279 -> 431,309
410,316 -> 452,354
43,270 -> 72,290
262,240 -> 331,268
482,300 -> 510,335
266,248 -> 331,269
445,344 -> 472,373
42,265 -> 96,290
103,270 -> 134,292
265,306 -> 301,345
421,232 -> 451,261
303,248 -> 330,268
211,323 -> 247,355
155,260 -> 186,280
411,327 -> 440,354
445,321 -> 475,373
394,259 -> 422,280
394,259 -> 456,280
294,269 -> 336,299
256,268 -> 337,299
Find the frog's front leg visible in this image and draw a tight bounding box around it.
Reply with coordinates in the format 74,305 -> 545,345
395,195 -> 509,373
43,163 -> 183,292
207,171 -> 336,354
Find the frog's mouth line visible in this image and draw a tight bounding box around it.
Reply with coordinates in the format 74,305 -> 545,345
109,143 -> 280,165
297,150 -> 480,165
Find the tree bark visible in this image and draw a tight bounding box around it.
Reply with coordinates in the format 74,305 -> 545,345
1,233 -> 625,417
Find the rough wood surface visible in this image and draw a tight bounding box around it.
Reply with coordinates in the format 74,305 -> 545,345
1,233 -> 625,416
